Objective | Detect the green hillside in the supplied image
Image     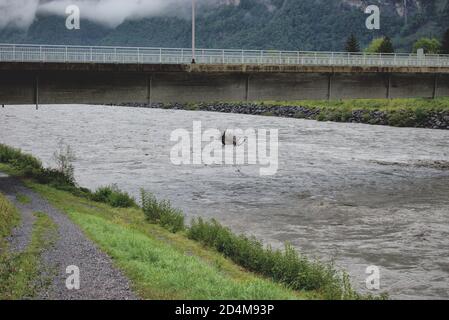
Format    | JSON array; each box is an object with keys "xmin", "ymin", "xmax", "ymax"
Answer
[{"xmin": 0, "ymin": 0, "xmax": 447, "ymax": 52}]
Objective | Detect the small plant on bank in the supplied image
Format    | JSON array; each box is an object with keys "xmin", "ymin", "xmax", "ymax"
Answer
[
  {"xmin": 140, "ymin": 189, "xmax": 184, "ymax": 233},
  {"xmin": 53, "ymin": 139, "xmax": 76, "ymax": 185},
  {"xmin": 92, "ymin": 185, "xmax": 136, "ymax": 208}
]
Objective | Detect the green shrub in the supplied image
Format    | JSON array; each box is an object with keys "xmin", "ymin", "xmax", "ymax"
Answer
[
  {"xmin": 187, "ymin": 218, "xmax": 365, "ymax": 299},
  {"xmin": 316, "ymin": 112, "xmax": 327, "ymax": 121},
  {"xmin": 414, "ymin": 107, "xmax": 429, "ymax": 126},
  {"xmin": 387, "ymin": 110, "xmax": 416, "ymax": 127},
  {"xmin": 141, "ymin": 189, "xmax": 184, "ymax": 233},
  {"xmin": 92, "ymin": 185, "xmax": 136, "ymax": 208},
  {"xmin": 0, "ymin": 144, "xmax": 42, "ymax": 175}
]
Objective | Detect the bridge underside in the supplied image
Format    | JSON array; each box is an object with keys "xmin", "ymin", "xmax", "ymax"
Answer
[{"xmin": 1, "ymin": 62, "xmax": 449, "ymax": 105}]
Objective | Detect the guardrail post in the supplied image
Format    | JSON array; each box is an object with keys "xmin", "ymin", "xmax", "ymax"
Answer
[
  {"xmin": 13, "ymin": 45, "xmax": 16, "ymax": 61},
  {"xmin": 159, "ymin": 48, "xmax": 162, "ymax": 63},
  {"xmin": 40, "ymin": 46, "xmax": 43, "ymax": 62},
  {"xmin": 222, "ymin": 50, "xmax": 225, "ymax": 64},
  {"xmin": 242, "ymin": 50, "xmax": 244, "ymax": 64}
]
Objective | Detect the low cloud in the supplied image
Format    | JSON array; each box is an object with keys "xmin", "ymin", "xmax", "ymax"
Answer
[
  {"xmin": 0, "ymin": 0, "xmax": 39, "ymax": 29},
  {"xmin": 0, "ymin": 0, "xmax": 217, "ymax": 29}
]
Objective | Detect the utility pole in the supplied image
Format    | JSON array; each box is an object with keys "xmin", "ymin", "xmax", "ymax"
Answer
[{"xmin": 192, "ymin": 0, "xmax": 196, "ymax": 64}]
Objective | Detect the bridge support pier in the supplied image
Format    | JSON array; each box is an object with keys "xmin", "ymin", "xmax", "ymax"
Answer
[
  {"xmin": 245, "ymin": 74, "xmax": 250, "ymax": 102},
  {"xmin": 34, "ymin": 75, "xmax": 39, "ymax": 110},
  {"xmin": 433, "ymin": 74, "xmax": 438, "ymax": 99},
  {"xmin": 327, "ymin": 74, "xmax": 332, "ymax": 101},
  {"xmin": 386, "ymin": 74, "xmax": 392, "ymax": 99},
  {"xmin": 147, "ymin": 75, "xmax": 153, "ymax": 106}
]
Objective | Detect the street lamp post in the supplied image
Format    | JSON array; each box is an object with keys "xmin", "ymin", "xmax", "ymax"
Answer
[{"xmin": 192, "ymin": 0, "xmax": 196, "ymax": 64}]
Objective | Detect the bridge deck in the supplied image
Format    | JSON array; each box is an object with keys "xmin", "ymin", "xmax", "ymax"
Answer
[{"xmin": 1, "ymin": 44, "xmax": 449, "ymax": 68}]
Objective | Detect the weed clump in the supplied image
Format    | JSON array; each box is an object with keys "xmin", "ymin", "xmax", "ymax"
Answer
[
  {"xmin": 92, "ymin": 185, "xmax": 136, "ymax": 208},
  {"xmin": 140, "ymin": 189, "xmax": 184, "ymax": 233}
]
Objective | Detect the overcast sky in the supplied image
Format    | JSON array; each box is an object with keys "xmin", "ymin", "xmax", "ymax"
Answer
[{"xmin": 0, "ymin": 0, "xmax": 210, "ymax": 29}]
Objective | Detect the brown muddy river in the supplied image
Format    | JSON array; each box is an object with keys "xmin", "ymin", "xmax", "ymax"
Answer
[{"xmin": 1, "ymin": 104, "xmax": 449, "ymax": 299}]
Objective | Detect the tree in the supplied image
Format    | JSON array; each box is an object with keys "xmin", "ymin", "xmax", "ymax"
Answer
[
  {"xmin": 378, "ymin": 36, "xmax": 395, "ymax": 53},
  {"xmin": 364, "ymin": 38, "xmax": 384, "ymax": 53},
  {"xmin": 345, "ymin": 34, "xmax": 360, "ymax": 52},
  {"xmin": 441, "ymin": 29, "xmax": 449, "ymax": 54},
  {"xmin": 412, "ymin": 37, "xmax": 441, "ymax": 54}
]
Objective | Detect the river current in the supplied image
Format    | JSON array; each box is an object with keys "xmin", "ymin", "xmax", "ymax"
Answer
[{"xmin": 1, "ymin": 104, "xmax": 449, "ymax": 299}]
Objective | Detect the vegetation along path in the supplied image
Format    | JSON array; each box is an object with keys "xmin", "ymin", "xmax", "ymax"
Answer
[{"xmin": 0, "ymin": 173, "xmax": 137, "ymax": 300}]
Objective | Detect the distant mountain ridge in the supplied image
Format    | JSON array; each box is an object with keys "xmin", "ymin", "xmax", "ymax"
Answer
[{"xmin": 0, "ymin": 0, "xmax": 448, "ymax": 52}]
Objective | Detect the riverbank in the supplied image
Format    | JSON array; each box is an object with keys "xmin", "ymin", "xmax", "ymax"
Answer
[
  {"xmin": 0, "ymin": 144, "xmax": 378, "ymax": 300},
  {"xmin": 118, "ymin": 97, "xmax": 449, "ymax": 130}
]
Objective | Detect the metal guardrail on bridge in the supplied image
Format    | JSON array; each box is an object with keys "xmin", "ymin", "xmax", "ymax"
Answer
[{"xmin": 1, "ymin": 43, "xmax": 449, "ymax": 68}]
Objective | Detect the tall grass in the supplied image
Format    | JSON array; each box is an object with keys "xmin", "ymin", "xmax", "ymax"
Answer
[
  {"xmin": 140, "ymin": 189, "xmax": 184, "ymax": 233},
  {"xmin": 0, "ymin": 193, "xmax": 20, "ymax": 244},
  {"xmin": 188, "ymin": 218, "xmax": 367, "ymax": 300},
  {"xmin": 92, "ymin": 185, "xmax": 136, "ymax": 208}
]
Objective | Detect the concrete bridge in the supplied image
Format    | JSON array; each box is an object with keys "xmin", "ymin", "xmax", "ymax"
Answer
[{"xmin": 1, "ymin": 43, "xmax": 449, "ymax": 106}]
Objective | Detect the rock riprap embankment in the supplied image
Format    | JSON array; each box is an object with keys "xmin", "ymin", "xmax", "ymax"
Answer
[{"xmin": 116, "ymin": 102, "xmax": 449, "ymax": 130}]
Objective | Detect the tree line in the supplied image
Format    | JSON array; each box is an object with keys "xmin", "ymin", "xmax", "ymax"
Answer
[{"xmin": 345, "ymin": 28, "xmax": 449, "ymax": 54}]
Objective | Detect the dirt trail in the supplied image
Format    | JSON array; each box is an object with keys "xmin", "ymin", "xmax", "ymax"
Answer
[{"xmin": 0, "ymin": 173, "xmax": 137, "ymax": 300}]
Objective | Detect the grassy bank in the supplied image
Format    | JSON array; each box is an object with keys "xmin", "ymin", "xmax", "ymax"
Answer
[
  {"xmin": 0, "ymin": 193, "xmax": 20, "ymax": 243},
  {"xmin": 0, "ymin": 144, "xmax": 383, "ymax": 299},
  {"xmin": 270, "ymin": 97, "xmax": 449, "ymax": 112},
  {"xmin": 273, "ymin": 97, "xmax": 449, "ymax": 127},
  {"xmin": 29, "ymin": 182, "xmax": 305, "ymax": 299},
  {"xmin": 152, "ymin": 97, "xmax": 449, "ymax": 129}
]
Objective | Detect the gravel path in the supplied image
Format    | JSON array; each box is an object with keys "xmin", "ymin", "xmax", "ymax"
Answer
[
  {"xmin": 0, "ymin": 174, "xmax": 138, "ymax": 300},
  {"xmin": 0, "ymin": 173, "xmax": 36, "ymax": 252}
]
